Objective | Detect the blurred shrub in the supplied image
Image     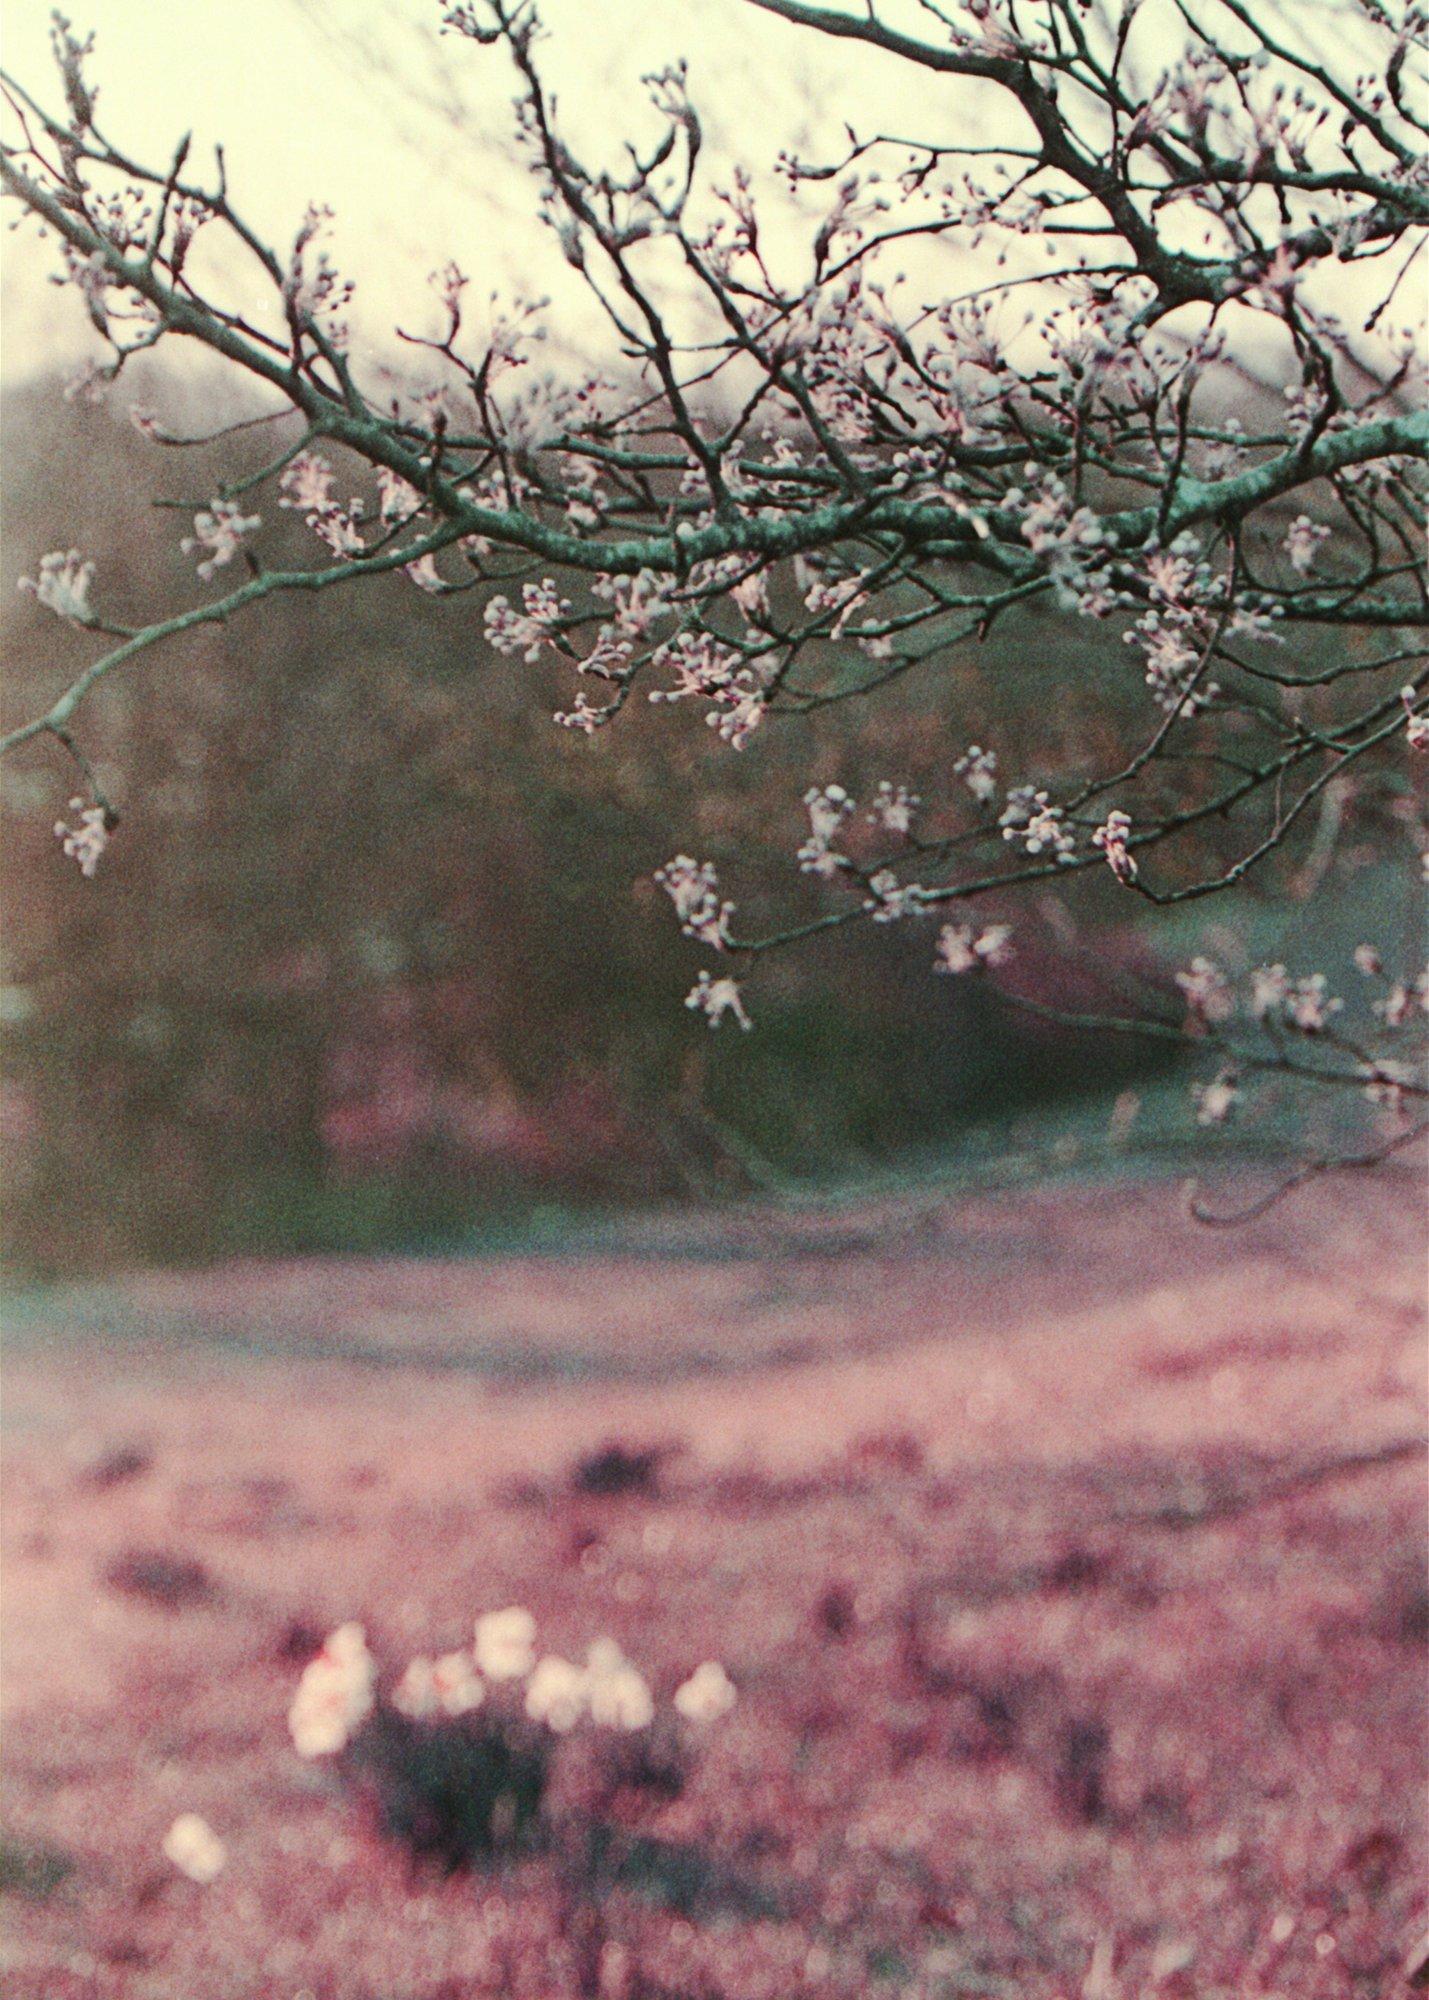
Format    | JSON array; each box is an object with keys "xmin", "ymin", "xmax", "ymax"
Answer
[{"xmin": 1, "ymin": 379, "xmax": 1178, "ymax": 1273}]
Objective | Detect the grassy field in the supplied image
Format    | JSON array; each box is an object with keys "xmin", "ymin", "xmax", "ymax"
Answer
[{"xmin": 2, "ymin": 1170, "xmax": 1425, "ymax": 1998}]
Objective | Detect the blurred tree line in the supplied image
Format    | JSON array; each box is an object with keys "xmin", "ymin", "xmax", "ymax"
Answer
[{"xmin": 1, "ymin": 376, "xmax": 1182, "ymax": 1273}]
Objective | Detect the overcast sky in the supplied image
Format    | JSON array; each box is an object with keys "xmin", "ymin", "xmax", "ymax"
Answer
[
  {"xmin": 0, "ymin": 0, "xmax": 996, "ymax": 389},
  {"xmin": 0, "ymin": 0, "xmax": 1408, "ymax": 404}
]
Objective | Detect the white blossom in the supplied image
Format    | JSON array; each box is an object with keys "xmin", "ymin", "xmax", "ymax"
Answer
[
  {"xmin": 524, "ymin": 1655, "xmax": 587, "ymax": 1732},
  {"xmin": 474, "ymin": 1606, "xmax": 537, "ymax": 1681},
  {"xmin": 934, "ymin": 921, "xmax": 1012, "ymax": 974},
  {"xmin": 799, "ymin": 785, "xmax": 854, "ymax": 877},
  {"xmin": 863, "ymin": 870, "xmax": 928, "ymax": 921},
  {"xmin": 162, "ymin": 1814, "xmax": 226, "ymax": 1884},
  {"xmin": 1248, "ymin": 963, "xmax": 1289, "ymax": 1019},
  {"xmin": 278, "ymin": 451, "xmax": 335, "ymax": 515},
  {"xmin": 1001, "ymin": 789, "xmax": 1074, "ymax": 863},
  {"xmin": 673, "ymin": 1660, "xmax": 737, "ymax": 1724},
  {"xmin": 1092, "ymin": 808, "xmax": 1137, "ymax": 884},
  {"xmin": 1176, "ymin": 956, "xmax": 1234, "ymax": 1024},
  {"xmin": 288, "ymin": 1623, "xmax": 376, "ymax": 1758},
  {"xmin": 1192, "ymin": 1071, "xmax": 1239, "ymax": 1125},
  {"xmin": 394, "ymin": 1650, "xmax": 485, "ymax": 1717},
  {"xmin": 1283, "ymin": 514, "xmax": 1331, "ymax": 576},
  {"xmin": 584, "ymin": 1638, "xmax": 655, "ymax": 1731},
  {"xmin": 181, "ymin": 499, "xmax": 261, "ymax": 580},
  {"xmin": 867, "ymin": 781, "xmax": 919, "ymax": 836},
  {"xmin": 685, "ymin": 969, "xmax": 752, "ymax": 1030},
  {"xmin": 953, "ymin": 744, "xmax": 998, "ymax": 803},
  {"xmin": 654, "ymin": 855, "xmax": 734, "ymax": 948},
  {"xmin": 18, "ymin": 549, "xmax": 94, "ymax": 622},
  {"xmin": 53, "ymin": 798, "xmax": 110, "ymax": 879},
  {"xmin": 1282, "ymin": 974, "xmax": 1341, "ymax": 1034}
]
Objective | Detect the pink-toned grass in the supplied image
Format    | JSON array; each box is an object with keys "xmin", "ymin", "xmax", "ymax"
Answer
[{"xmin": 2, "ymin": 1176, "xmax": 1425, "ymax": 1999}]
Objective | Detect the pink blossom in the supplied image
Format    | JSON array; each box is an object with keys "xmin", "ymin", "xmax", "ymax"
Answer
[
  {"xmin": 486, "ymin": 580, "xmax": 571, "ymax": 661},
  {"xmin": 1283, "ymin": 515, "xmax": 1331, "ymax": 575},
  {"xmin": 1092, "ymin": 809, "xmax": 1137, "ymax": 884},
  {"xmin": 278, "ymin": 451, "xmax": 335, "ymax": 515},
  {"xmin": 1359, "ymin": 1060, "xmax": 1414, "ymax": 1112},
  {"xmin": 376, "ymin": 467, "xmax": 423, "ymax": 523},
  {"xmin": 181, "ymin": 499, "xmax": 261, "ymax": 580},
  {"xmin": 1402, "ymin": 687, "xmax": 1429, "ymax": 753},
  {"xmin": 867, "ymin": 781, "xmax": 919, "ymax": 837},
  {"xmin": 18, "ymin": 549, "xmax": 94, "ymax": 622},
  {"xmin": 53, "ymin": 798, "xmax": 110, "ymax": 879},
  {"xmin": 1176, "ymin": 956, "xmax": 1234, "ymax": 1024},
  {"xmin": 934, "ymin": 922, "xmax": 1013, "ymax": 974},
  {"xmin": 311, "ymin": 503, "xmax": 366, "ymax": 560},
  {"xmin": 1282, "ymin": 975, "xmax": 1341, "ymax": 1035},
  {"xmin": 954, "ymin": 744, "xmax": 999, "ymax": 803},
  {"xmin": 654, "ymin": 856, "xmax": 734, "ymax": 948},
  {"xmin": 685, "ymin": 970, "xmax": 752, "ymax": 1030},
  {"xmin": 1374, "ymin": 981, "xmax": 1415, "ymax": 1027},
  {"xmin": 1192, "ymin": 1071, "xmax": 1239, "ymax": 1126},
  {"xmin": 554, "ymin": 691, "xmax": 615, "ymax": 734}
]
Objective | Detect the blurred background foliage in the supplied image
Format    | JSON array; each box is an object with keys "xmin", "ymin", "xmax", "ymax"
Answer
[{"xmin": 0, "ymin": 377, "xmax": 1408, "ymax": 1274}]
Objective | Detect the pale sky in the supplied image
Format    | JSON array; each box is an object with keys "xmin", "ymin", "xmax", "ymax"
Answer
[
  {"xmin": 0, "ymin": 0, "xmax": 999, "ymax": 389},
  {"xmin": 0, "ymin": 0, "xmax": 1411, "ymax": 400}
]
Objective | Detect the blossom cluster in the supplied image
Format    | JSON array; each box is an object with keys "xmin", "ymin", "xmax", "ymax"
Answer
[
  {"xmin": 288, "ymin": 1608, "xmax": 736, "ymax": 1758},
  {"xmin": 18, "ymin": 548, "xmax": 95, "ymax": 623},
  {"xmin": 181, "ymin": 499, "xmax": 262, "ymax": 581},
  {"xmin": 53, "ymin": 797, "xmax": 112, "ymax": 878},
  {"xmin": 654, "ymin": 855, "xmax": 734, "ymax": 949}
]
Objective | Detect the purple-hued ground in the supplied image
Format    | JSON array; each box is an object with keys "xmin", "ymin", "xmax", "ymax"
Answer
[{"xmin": 2, "ymin": 1173, "xmax": 1425, "ymax": 1998}]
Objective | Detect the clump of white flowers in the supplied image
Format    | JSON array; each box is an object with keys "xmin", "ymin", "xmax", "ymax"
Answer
[
  {"xmin": 524, "ymin": 1654, "xmax": 588, "ymax": 1733},
  {"xmin": 393, "ymin": 1651, "xmax": 485, "ymax": 1718},
  {"xmin": 1282, "ymin": 515, "xmax": 1331, "ymax": 576},
  {"xmin": 867, "ymin": 781, "xmax": 919, "ymax": 836},
  {"xmin": 474, "ymin": 1605, "xmax": 538, "ymax": 1681},
  {"xmin": 288, "ymin": 1608, "xmax": 735, "ymax": 1754},
  {"xmin": 863, "ymin": 870, "xmax": 929, "ymax": 922}
]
